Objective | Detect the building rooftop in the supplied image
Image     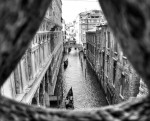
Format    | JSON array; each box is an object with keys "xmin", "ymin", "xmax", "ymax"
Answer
[{"xmin": 79, "ymin": 10, "xmax": 102, "ymax": 16}]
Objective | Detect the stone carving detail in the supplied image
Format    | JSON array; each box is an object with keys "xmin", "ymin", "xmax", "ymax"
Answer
[{"xmin": 0, "ymin": 0, "xmax": 149, "ymax": 121}]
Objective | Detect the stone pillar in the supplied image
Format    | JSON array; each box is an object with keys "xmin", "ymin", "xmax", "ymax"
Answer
[
  {"xmin": 31, "ymin": 51, "xmax": 36, "ymax": 78},
  {"xmin": 39, "ymin": 45, "xmax": 42, "ymax": 67},
  {"xmin": 27, "ymin": 49, "xmax": 33, "ymax": 80},
  {"xmin": 43, "ymin": 77, "xmax": 46, "ymax": 107},
  {"xmin": 14, "ymin": 65, "xmax": 23, "ymax": 94},
  {"xmin": 45, "ymin": 72, "xmax": 50, "ymax": 107},
  {"xmin": 39, "ymin": 81, "xmax": 44, "ymax": 106},
  {"xmin": 42, "ymin": 42, "xmax": 46, "ymax": 63}
]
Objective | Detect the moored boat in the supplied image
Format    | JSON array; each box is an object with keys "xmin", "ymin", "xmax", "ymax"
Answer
[
  {"xmin": 65, "ymin": 87, "xmax": 74, "ymax": 109},
  {"xmin": 68, "ymin": 48, "xmax": 71, "ymax": 53},
  {"xmin": 83, "ymin": 53, "xmax": 86, "ymax": 59},
  {"xmin": 64, "ymin": 59, "xmax": 68, "ymax": 69}
]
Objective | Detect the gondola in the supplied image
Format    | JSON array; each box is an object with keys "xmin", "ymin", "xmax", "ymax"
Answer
[
  {"xmin": 83, "ymin": 54, "xmax": 86, "ymax": 59},
  {"xmin": 68, "ymin": 48, "xmax": 71, "ymax": 53},
  {"xmin": 64, "ymin": 59, "xmax": 68, "ymax": 69},
  {"xmin": 65, "ymin": 87, "xmax": 74, "ymax": 109}
]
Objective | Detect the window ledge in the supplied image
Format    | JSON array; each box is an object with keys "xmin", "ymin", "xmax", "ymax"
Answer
[
  {"xmin": 112, "ymin": 57, "xmax": 118, "ymax": 61},
  {"xmin": 123, "ymin": 56, "xmax": 127, "ymax": 59},
  {"xmin": 114, "ymin": 52, "xmax": 118, "ymax": 55},
  {"xmin": 107, "ymin": 48, "xmax": 110, "ymax": 51},
  {"xmin": 105, "ymin": 74, "xmax": 108, "ymax": 78},
  {"xmin": 119, "ymin": 94, "xmax": 125, "ymax": 100},
  {"xmin": 101, "ymin": 50, "xmax": 104, "ymax": 53},
  {"xmin": 112, "ymin": 84, "xmax": 115, "ymax": 88}
]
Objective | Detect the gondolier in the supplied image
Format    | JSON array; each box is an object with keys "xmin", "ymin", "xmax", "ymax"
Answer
[{"xmin": 65, "ymin": 87, "xmax": 74, "ymax": 109}]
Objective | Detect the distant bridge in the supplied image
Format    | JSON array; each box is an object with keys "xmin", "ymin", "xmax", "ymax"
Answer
[{"xmin": 63, "ymin": 41, "xmax": 83, "ymax": 50}]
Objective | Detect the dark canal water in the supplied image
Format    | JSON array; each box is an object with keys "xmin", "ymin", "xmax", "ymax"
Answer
[{"xmin": 62, "ymin": 48, "xmax": 108, "ymax": 109}]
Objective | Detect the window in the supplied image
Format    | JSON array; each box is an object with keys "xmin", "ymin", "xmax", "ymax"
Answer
[
  {"xmin": 107, "ymin": 31, "xmax": 110, "ymax": 48},
  {"xmin": 82, "ymin": 20, "xmax": 85, "ymax": 23},
  {"xmin": 43, "ymin": 34, "xmax": 45, "ymax": 40},
  {"xmin": 93, "ymin": 19, "xmax": 97, "ymax": 23},
  {"xmin": 102, "ymin": 52, "xmax": 105, "ymax": 71},
  {"xmin": 39, "ymin": 35, "xmax": 41, "ymax": 42},
  {"xmin": 107, "ymin": 56, "xmax": 109, "ymax": 76},
  {"xmin": 93, "ymin": 35, "xmax": 95, "ymax": 43},
  {"xmin": 120, "ymin": 73, "xmax": 126, "ymax": 97},
  {"xmin": 104, "ymin": 32, "xmax": 106, "ymax": 42},
  {"xmin": 24, "ymin": 57, "xmax": 29, "ymax": 82},
  {"xmin": 35, "ymin": 36, "xmax": 37, "ymax": 43},
  {"xmin": 27, "ymin": 51, "xmax": 33, "ymax": 80},
  {"xmin": 82, "ymin": 25, "xmax": 85, "ymax": 29},
  {"xmin": 14, "ymin": 65, "xmax": 23, "ymax": 94},
  {"xmin": 114, "ymin": 40, "xmax": 118, "ymax": 53},
  {"xmin": 34, "ymin": 51, "xmax": 37, "ymax": 73},
  {"xmin": 123, "ymin": 56, "xmax": 127, "ymax": 66},
  {"xmin": 87, "ymin": 43, "xmax": 89, "ymax": 50},
  {"xmin": 113, "ymin": 60, "xmax": 117, "ymax": 85}
]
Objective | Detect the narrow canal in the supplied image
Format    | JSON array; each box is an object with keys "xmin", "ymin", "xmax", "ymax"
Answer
[{"xmin": 62, "ymin": 48, "xmax": 108, "ymax": 109}]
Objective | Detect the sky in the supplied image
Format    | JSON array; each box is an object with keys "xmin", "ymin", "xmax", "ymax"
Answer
[{"xmin": 62, "ymin": 0, "xmax": 101, "ymax": 23}]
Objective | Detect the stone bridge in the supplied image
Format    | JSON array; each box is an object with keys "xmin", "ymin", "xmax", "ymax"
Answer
[{"xmin": 64, "ymin": 41, "xmax": 83, "ymax": 50}]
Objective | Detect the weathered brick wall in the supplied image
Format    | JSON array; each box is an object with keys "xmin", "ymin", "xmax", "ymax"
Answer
[{"xmin": 93, "ymin": 25, "xmax": 141, "ymax": 105}]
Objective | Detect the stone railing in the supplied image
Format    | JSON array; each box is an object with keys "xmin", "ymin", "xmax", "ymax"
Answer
[{"xmin": 0, "ymin": 0, "xmax": 150, "ymax": 120}]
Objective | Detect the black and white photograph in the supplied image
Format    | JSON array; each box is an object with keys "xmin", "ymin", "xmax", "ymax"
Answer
[{"xmin": 0, "ymin": 0, "xmax": 149, "ymax": 120}]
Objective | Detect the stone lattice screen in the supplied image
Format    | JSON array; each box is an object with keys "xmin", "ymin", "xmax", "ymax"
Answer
[{"xmin": 0, "ymin": 0, "xmax": 150, "ymax": 120}]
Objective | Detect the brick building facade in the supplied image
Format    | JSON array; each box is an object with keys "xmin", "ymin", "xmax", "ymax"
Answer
[{"xmin": 86, "ymin": 23, "xmax": 147, "ymax": 105}]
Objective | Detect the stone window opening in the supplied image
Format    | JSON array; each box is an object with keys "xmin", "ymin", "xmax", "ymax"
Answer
[
  {"xmin": 14, "ymin": 66, "xmax": 23, "ymax": 94},
  {"xmin": 106, "ymin": 55, "xmax": 109, "ymax": 77},
  {"xmin": 114, "ymin": 40, "xmax": 118, "ymax": 54},
  {"xmin": 102, "ymin": 51, "xmax": 105, "ymax": 73},
  {"xmin": 107, "ymin": 31, "xmax": 110, "ymax": 49},
  {"xmin": 113, "ymin": 60, "xmax": 117, "ymax": 86},
  {"xmin": 24, "ymin": 55, "xmax": 29, "ymax": 82},
  {"xmin": 34, "ymin": 51, "xmax": 37, "ymax": 73},
  {"xmin": 39, "ymin": 35, "xmax": 41, "ymax": 43},
  {"xmin": 120, "ymin": 73, "xmax": 126, "ymax": 99},
  {"xmin": 104, "ymin": 32, "xmax": 106, "ymax": 42},
  {"xmin": 31, "ymin": 97, "xmax": 38, "ymax": 105},
  {"xmin": 123, "ymin": 56, "xmax": 127, "ymax": 66}
]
